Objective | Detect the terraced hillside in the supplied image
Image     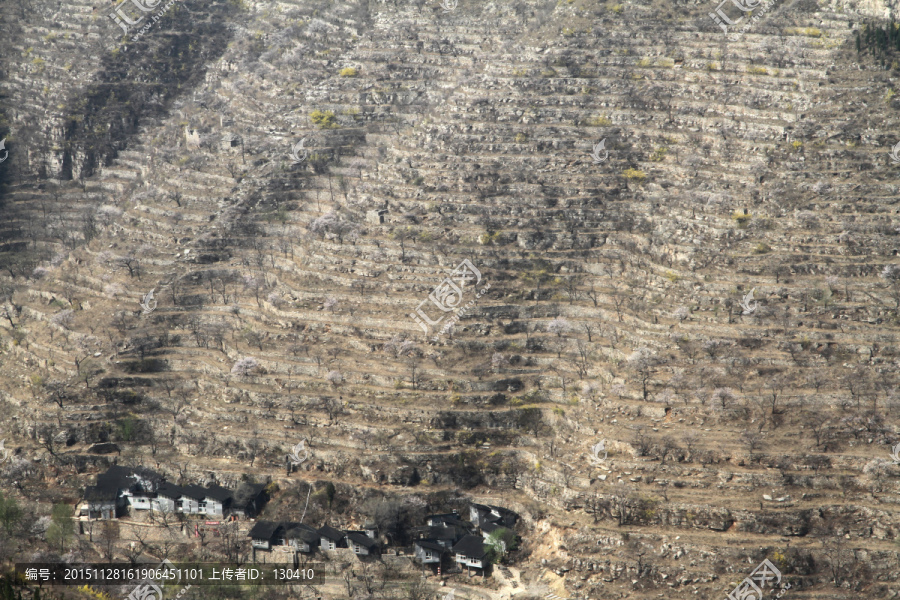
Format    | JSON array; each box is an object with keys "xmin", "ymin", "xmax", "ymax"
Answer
[{"xmin": 2, "ymin": 0, "xmax": 900, "ymax": 598}]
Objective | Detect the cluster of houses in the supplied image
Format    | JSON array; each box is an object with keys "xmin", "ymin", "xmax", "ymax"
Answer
[
  {"xmin": 251, "ymin": 504, "xmax": 519, "ymax": 575},
  {"xmin": 79, "ymin": 467, "xmax": 520, "ymax": 574},
  {"xmin": 78, "ymin": 466, "xmax": 268, "ymax": 521}
]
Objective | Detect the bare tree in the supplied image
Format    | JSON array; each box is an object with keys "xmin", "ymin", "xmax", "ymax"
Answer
[
  {"xmin": 806, "ymin": 370, "xmax": 828, "ymax": 394},
  {"xmin": 97, "ymin": 520, "xmax": 119, "ymax": 560},
  {"xmin": 805, "ymin": 412, "xmax": 830, "ymax": 450},
  {"xmin": 116, "ymin": 254, "xmax": 141, "ymax": 278},
  {"xmin": 580, "ymin": 321, "xmax": 596, "ymax": 342},
  {"xmin": 822, "ymin": 536, "xmax": 850, "ymax": 587},
  {"xmin": 584, "ymin": 489, "xmax": 605, "ymax": 523},
  {"xmin": 683, "ymin": 431, "xmax": 699, "ymax": 458},
  {"xmin": 572, "ymin": 339, "xmax": 592, "ymax": 380},
  {"xmin": 164, "ymin": 389, "xmax": 192, "ymax": 423},
  {"xmin": 610, "ymin": 482, "xmax": 636, "ymax": 526},
  {"xmin": 547, "ymin": 317, "xmax": 570, "ymax": 358},
  {"xmin": 550, "ymin": 362, "xmax": 574, "ymax": 395},
  {"xmin": 584, "ymin": 283, "xmax": 600, "ymax": 307},
  {"xmin": 627, "ymin": 348, "xmax": 660, "ymax": 400},
  {"xmin": 218, "ymin": 521, "xmax": 247, "ymax": 563},
  {"xmin": 321, "ymin": 396, "xmax": 344, "ymax": 421},
  {"xmin": 740, "ymin": 430, "xmax": 764, "ymax": 459},
  {"xmin": 35, "ymin": 424, "xmax": 59, "ymax": 457},
  {"xmin": 879, "ymin": 265, "xmax": 900, "ymax": 312},
  {"xmin": 631, "ymin": 426, "xmax": 651, "ymax": 457},
  {"xmin": 764, "ymin": 375, "xmax": 789, "ymax": 422},
  {"xmin": 246, "ymin": 438, "xmax": 263, "ymax": 467},
  {"xmin": 563, "ymin": 274, "xmax": 583, "ymax": 304}
]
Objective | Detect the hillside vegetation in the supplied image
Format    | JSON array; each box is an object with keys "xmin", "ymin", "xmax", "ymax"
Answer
[{"xmin": 1, "ymin": 0, "xmax": 900, "ymax": 597}]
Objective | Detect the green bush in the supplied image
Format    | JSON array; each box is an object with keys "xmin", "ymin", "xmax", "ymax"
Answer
[
  {"xmin": 310, "ymin": 109, "xmax": 338, "ymax": 129},
  {"xmin": 0, "ymin": 491, "xmax": 23, "ymax": 535},
  {"xmin": 47, "ymin": 504, "xmax": 74, "ymax": 553},
  {"xmin": 731, "ymin": 211, "xmax": 752, "ymax": 228},
  {"xmin": 586, "ymin": 115, "xmax": 611, "ymax": 126}
]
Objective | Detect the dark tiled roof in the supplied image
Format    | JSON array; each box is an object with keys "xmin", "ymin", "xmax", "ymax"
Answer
[
  {"xmin": 437, "ymin": 516, "xmax": 470, "ymax": 528},
  {"xmin": 156, "ymin": 482, "xmax": 185, "ymax": 499},
  {"xmin": 318, "ymin": 524, "xmax": 345, "ymax": 541},
  {"xmin": 248, "ymin": 521, "xmax": 283, "ymax": 540},
  {"xmin": 472, "ymin": 503, "xmax": 518, "ymax": 524},
  {"xmin": 481, "ymin": 521, "xmax": 504, "ymax": 534},
  {"xmin": 415, "ymin": 526, "xmax": 461, "ymax": 540},
  {"xmin": 426, "ymin": 512, "xmax": 459, "ymax": 521},
  {"xmin": 283, "ymin": 523, "xmax": 319, "ymax": 543},
  {"xmin": 346, "ymin": 532, "xmax": 377, "ymax": 549},
  {"xmin": 84, "ymin": 484, "xmax": 118, "ymax": 502},
  {"xmin": 234, "ymin": 483, "xmax": 267, "ymax": 506},
  {"xmin": 204, "ymin": 484, "xmax": 233, "ymax": 502},
  {"xmin": 415, "ymin": 540, "xmax": 446, "ymax": 552},
  {"xmin": 96, "ymin": 466, "xmax": 134, "ymax": 486},
  {"xmin": 452, "ymin": 535, "xmax": 487, "ymax": 559},
  {"xmin": 473, "ymin": 503, "xmax": 516, "ymax": 515},
  {"xmin": 180, "ymin": 484, "xmax": 209, "ymax": 501},
  {"xmin": 96, "ymin": 466, "xmax": 163, "ymax": 493}
]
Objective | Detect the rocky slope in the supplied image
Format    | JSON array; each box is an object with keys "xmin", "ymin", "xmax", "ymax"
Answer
[{"xmin": 2, "ymin": 0, "xmax": 900, "ymax": 597}]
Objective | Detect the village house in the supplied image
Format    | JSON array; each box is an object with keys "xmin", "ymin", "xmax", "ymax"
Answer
[
  {"xmin": 363, "ymin": 520, "xmax": 378, "ymax": 539},
  {"xmin": 413, "ymin": 525, "xmax": 465, "ymax": 548},
  {"xmin": 178, "ymin": 485, "xmax": 209, "ymax": 514},
  {"xmin": 79, "ymin": 466, "xmax": 253, "ymax": 521},
  {"xmin": 202, "ymin": 484, "xmax": 234, "ymax": 516},
  {"xmin": 318, "ymin": 524, "xmax": 346, "ymax": 551},
  {"xmin": 80, "ymin": 466, "xmax": 162, "ymax": 519},
  {"xmin": 346, "ymin": 531, "xmax": 379, "ymax": 556},
  {"xmin": 151, "ymin": 482, "xmax": 183, "ymax": 514},
  {"xmin": 235, "ymin": 500, "xmax": 517, "ymax": 568},
  {"xmin": 249, "ymin": 521, "xmax": 285, "ymax": 551},
  {"xmin": 81, "ymin": 485, "xmax": 119, "ymax": 520},
  {"xmin": 413, "ymin": 539, "xmax": 447, "ymax": 567},
  {"xmin": 425, "ymin": 511, "xmax": 468, "ymax": 528},
  {"xmin": 231, "ymin": 482, "xmax": 269, "ymax": 518},
  {"xmin": 283, "ymin": 523, "xmax": 320, "ymax": 553},
  {"xmin": 469, "ymin": 504, "xmax": 518, "ymax": 528},
  {"xmin": 452, "ymin": 535, "xmax": 489, "ymax": 573}
]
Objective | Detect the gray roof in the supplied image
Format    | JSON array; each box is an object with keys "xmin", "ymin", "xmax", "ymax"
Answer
[
  {"xmin": 283, "ymin": 523, "xmax": 319, "ymax": 543},
  {"xmin": 204, "ymin": 484, "xmax": 233, "ymax": 502},
  {"xmin": 318, "ymin": 524, "xmax": 345, "ymax": 541},
  {"xmin": 234, "ymin": 482, "xmax": 267, "ymax": 507},
  {"xmin": 481, "ymin": 521, "xmax": 504, "ymax": 534},
  {"xmin": 346, "ymin": 531, "xmax": 377, "ymax": 549},
  {"xmin": 156, "ymin": 482, "xmax": 185, "ymax": 499},
  {"xmin": 180, "ymin": 484, "xmax": 209, "ymax": 501},
  {"xmin": 83, "ymin": 484, "xmax": 117, "ymax": 502},
  {"xmin": 415, "ymin": 540, "xmax": 446, "ymax": 552},
  {"xmin": 452, "ymin": 535, "xmax": 487, "ymax": 559},
  {"xmin": 249, "ymin": 521, "xmax": 283, "ymax": 540}
]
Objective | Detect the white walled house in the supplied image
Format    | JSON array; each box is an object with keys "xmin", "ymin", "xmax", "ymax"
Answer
[
  {"xmin": 318, "ymin": 525, "xmax": 346, "ymax": 551},
  {"xmin": 203, "ymin": 485, "xmax": 234, "ymax": 516},
  {"xmin": 452, "ymin": 535, "xmax": 488, "ymax": 571}
]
